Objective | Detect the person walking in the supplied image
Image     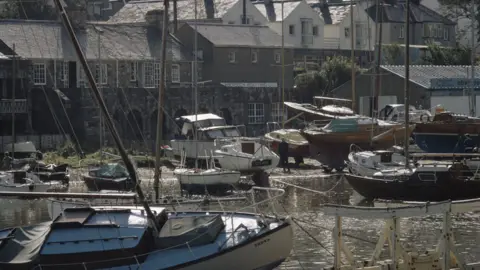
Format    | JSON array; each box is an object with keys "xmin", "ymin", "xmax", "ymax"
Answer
[{"xmin": 278, "ymin": 138, "xmax": 290, "ymax": 173}]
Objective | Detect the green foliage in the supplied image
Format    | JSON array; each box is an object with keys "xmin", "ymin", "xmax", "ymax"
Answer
[
  {"xmin": 383, "ymin": 44, "xmax": 402, "ymax": 65},
  {"xmin": 422, "ymin": 43, "xmax": 473, "ymax": 65},
  {"xmin": 437, "ymin": 0, "xmax": 480, "ymax": 42},
  {"xmin": 294, "ymin": 56, "xmax": 355, "ymax": 101},
  {"xmin": 0, "ymin": 0, "xmax": 57, "ymax": 20}
]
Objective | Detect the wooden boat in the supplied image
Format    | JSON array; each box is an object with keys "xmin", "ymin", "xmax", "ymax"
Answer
[
  {"xmin": 413, "ymin": 111, "xmax": 480, "ymax": 153},
  {"xmin": 344, "ymin": 159, "xmax": 480, "ymax": 201},
  {"xmin": 82, "ymin": 162, "xmax": 134, "ymax": 191},
  {"xmin": 284, "ymin": 96, "xmax": 356, "ymax": 122},
  {"xmin": 264, "ymin": 127, "xmax": 310, "ymax": 164},
  {"xmin": 302, "ymin": 117, "xmax": 414, "ymax": 172}
]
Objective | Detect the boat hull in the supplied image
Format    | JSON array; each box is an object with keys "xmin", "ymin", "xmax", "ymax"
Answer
[
  {"xmin": 82, "ymin": 175, "xmax": 134, "ymax": 191},
  {"xmin": 174, "ymin": 169, "xmax": 240, "ymax": 194},
  {"xmin": 268, "ymin": 140, "xmax": 310, "ymax": 159},
  {"xmin": 216, "ymin": 153, "xmax": 280, "ymax": 173},
  {"xmin": 345, "ymin": 173, "xmax": 480, "ymax": 201},
  {"xmin": 413, "ymin": 133, "xmax": 479, "ymax": 153}
]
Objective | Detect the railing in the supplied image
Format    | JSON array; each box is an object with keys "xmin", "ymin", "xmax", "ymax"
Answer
[
  {"xmin": 0, "ymin": 99, "xmax": 27, "ymax": 114},
  {"xmin": 323, "ymin": 38, "xmax": 340, "ymax": 49}
]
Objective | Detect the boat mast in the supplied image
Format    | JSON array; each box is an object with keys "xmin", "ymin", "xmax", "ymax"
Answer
[
  {"xmin": 404, "ymin": 0, "xmax": 410, "ymax": 168},
  {"xmin": 470, "ymin": 4, "xmax": 476, "ymax": 117},
  {"xmin": 52, "ymin": 0, "xmax": 157, "ymax": 225},
  {"xmin": 11, "ymin": 43, "xmax": 16, "ymax": 156},
  {"xmin": 194, "ymin": 0, "xmax": 199, "ymax": 168},
  {"xmin": 153, "ymin": 0, "xmax": 169, "ymax": 202},
  {"xmin": 350, "ymin": 0, "xmax": 356, "ymax": 112}
]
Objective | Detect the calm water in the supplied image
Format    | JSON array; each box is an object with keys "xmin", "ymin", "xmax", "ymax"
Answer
[{"xmin": 2, "ymin": 169, "xmax": 480, "ymax": 269}]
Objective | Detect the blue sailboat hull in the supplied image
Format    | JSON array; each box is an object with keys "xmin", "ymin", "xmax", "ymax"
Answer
[{"xmin": 413, "ymin": 133, "xmax": 479, "ymax": 153}]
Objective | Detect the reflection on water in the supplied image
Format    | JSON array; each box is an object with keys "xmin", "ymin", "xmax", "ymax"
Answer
[{"xmin": 1, "ymin": 173, "xmax": 480, "ymax": 269}]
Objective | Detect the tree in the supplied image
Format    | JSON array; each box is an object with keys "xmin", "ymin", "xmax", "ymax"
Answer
[
  {"xmin": 383, "ymin": 44, "xmax": 402, "ymax": 65},
  {"xmin": 0, "ymin": 0, "xmax": 57, "ymax": 20},
  {"xmin": 438, "ymin": 0, "xmax": 480, "ymax": 42},
  {"xmin": 422, "ymin": 43, "xmax": 473, "ymax": 65},
  {"xmin": 294, "ymin": 56, "xmax": 354, "ymax": 101}
]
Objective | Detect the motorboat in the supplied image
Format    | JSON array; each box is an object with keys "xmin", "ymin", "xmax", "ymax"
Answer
[
  {"xmin": 346, "ymin": 146, "xmax": 407, "ymax": 177},
  {"xmin": 302, "ymin": 117, "xmax": 413, "ymax": 172},
  {"xmin": 214, "ymin": 137, "xmax": 280, "ymax": 173},
  {"xmin": 0, "ymin": 170, "xmax": 57, "ymax": 192},
  {"xmin": 82, "ymin": 162, "xmax": 135, "ymax": 191},
  {"xmin": 264, "ymin": 122, "xmax": 310, "ymax": 165},
  {"xmin": 413, "ymin": 111, "xmax": 480, "ymax": 153},
  {"xmin": 378, "ymin": 104, "xmax": 432, "ymax": 123},
  {"xmin": 344, "ymin": 160, "xmax": 480, "ymax": 201}
]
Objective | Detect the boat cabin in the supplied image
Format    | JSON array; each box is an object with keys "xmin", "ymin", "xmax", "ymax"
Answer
[{"xmin": 176, "ymin": 114, "xmax": 241, "ymax": 140}]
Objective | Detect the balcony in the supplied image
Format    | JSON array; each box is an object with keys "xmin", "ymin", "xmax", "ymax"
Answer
[
  {"xmin": 0, "ymin": 99, "xmax": 27, "ymax": 114},
  {"xmin": 324, "ymin": 38, "xmax": 340, "ymax": 49},
  {"xmin": 301, "ymin": 35, "xmax": 314, "ymax": 46}
]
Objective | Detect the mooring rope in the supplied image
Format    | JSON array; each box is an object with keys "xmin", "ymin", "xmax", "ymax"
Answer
[{"xmin": 271, "ymin": 176, "xmax": 343, "ymax": 196}]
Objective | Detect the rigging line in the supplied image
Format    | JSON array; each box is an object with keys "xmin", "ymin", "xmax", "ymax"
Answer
[{"xmin": 16, "ymin": 2, "xmax": 81, "ymax": 154}]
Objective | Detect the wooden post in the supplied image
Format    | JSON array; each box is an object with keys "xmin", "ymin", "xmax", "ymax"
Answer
[
  {"xmin": 442, "ymin": 209, "xmax": 451, "ymax": 270},
  {"xmin": 333, "ymin": 216, "xmax": 342, "ymax": 269}
]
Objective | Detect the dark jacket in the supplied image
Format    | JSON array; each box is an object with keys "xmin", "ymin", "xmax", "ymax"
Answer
[
  {"xmin": 464, "ymin": 136, "xmax": 475, "ymax": 151},
  {"xmin": 278, "ymin": 141, "xmax": 289, "ymax": 157}
]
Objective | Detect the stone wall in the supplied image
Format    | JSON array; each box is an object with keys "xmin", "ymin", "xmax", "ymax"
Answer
[{"xmin": 78, "ymin": 83, "xmax": 294, "ymax": 150}]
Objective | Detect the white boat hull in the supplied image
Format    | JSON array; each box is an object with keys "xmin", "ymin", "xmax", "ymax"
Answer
[
  {"xmin": 216, "ymin": 153, "xmax": 280, "ymax": 172},
  {"xmin": 0, "ymin": 183, "xmax": 52, "ymax": 192},
  {"xmin": 174, "ymin": 169, "xmax": 240, "ymax": 185}
]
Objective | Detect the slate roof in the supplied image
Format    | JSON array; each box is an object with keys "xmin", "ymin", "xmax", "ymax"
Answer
[
  {"xmin": 365, "ymin": 3, "xmax": 455, "ymax": 25},
  {"xmin": 186, "ymin": 23, "xmax": 293, "ymax": 48},
  {"xmin": 307, "ymin": 1, "xmax": 353, "ymax": 25},
  {"xmin": 382, "ymin": 65, "xmax": 480, "ymax": 89},
  {"xmin": 253, "ymin": 1, "xmax": 301, "ymax": 22},
  {"xmin": 109, "ymin": 0, "xmax": 237, "ymax": 23},
  {"xmin": 0, "ymin": 20, "xmax": 189, "ymax": 61}
]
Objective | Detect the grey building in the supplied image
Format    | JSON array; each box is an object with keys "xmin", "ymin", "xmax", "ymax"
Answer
[
  {"xmin": 333, "ymin": 65, "xmax": 480, "ymax": 117},
  {"xmin": 365, "ymin": 1, "xmax": 456, "ymax": 47}
]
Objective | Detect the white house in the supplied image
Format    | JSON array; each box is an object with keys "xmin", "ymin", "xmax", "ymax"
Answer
[
  {"xmin": 309, "ymin": 0, "xmax": 375, "ymax": 51},
  {"xmin": 252, "ymin": 0, "xmax": 325, "ymax": 49},
  {"xmin": 221, "ymin": 0, "xmax": 268, "ymax": 25}
]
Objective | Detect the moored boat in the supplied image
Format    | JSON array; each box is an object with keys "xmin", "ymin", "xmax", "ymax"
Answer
[
  {"xmin": 82, "ymin": 162, "xmax": 135, "ymax": 191},
  {"xmin": 174, "ymin": 167, "xmax": 241, "ymax": 195},
  {"xmin": 284, "ymin": 96, "xmax": 356, "ymax": 122},
  {"xmin": 302, "ymin": 117, "xmax": 414, "ymax": 172},
  {"xmin": 264, "ymin": 127, "xmax": 310, "ymax": 165},
  {"xmin": 413, "ymin": 111, "xmax": 480, "ymax": 153}
]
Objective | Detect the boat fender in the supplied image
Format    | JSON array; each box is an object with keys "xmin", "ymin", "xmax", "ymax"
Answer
[{"xmin": 420, "ymin": 114, "xmax": 430, "ymax": 123}]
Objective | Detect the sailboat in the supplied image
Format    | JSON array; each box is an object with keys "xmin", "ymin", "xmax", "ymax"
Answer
[
  {"xmin": 264, "ymin": 122, "xmax": 310, "ymax": 165},
  {"xmin": 0, "ymin": 1, "xmax": 294, "ymax": 269}
]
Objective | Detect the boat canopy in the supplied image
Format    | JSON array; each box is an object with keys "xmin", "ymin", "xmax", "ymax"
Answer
[{"xmin": 324, "ymin": 118, "xmax": 360, "ymax": 132}]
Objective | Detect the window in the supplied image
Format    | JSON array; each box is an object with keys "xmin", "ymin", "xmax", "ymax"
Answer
[
  {"xmin": 94, "ymin": 63, "xmax": 108, "ymax": 85},
  {"xmin": 313, "ymin": 25, "xmax": 318, "ymax": 36},
  {"xmin": 344, "ymin": 27, "xmax": 350, "ymax": 37},
  {"xmin": 228, "ymin": 50, "xmax": 236, "ymax": 63},
  {"xmin": 171, "ymin": 64, "xmax": 180, "ymax": 83},
  {"xmin": 399, "ymin": 25, "xmax": 404, "ymax": 38},
  {"xmin": 248, "ymin": 103, "xmax": 264, "ymax": 124},
  {"xmin": 129, "ymin": 62, "xmax": 137, "ymax": 81},
  {"xmin": 444, "ymin": 28, "xmax": 449, "ymax": 40},
  {"xmin": 271, "ymin": 103, "xmax": 287, "ymax": 123},
  {"xmin": 77, "ymin": 64, "xmax": 86, "ymax": 87},
  {"xmin": 59, "ymin": 61, "xmax": 69, "ymax": 87},
  {"xmin": 251, "ymin": 50, "xmax": 258, "ymax": 63},
  {"xmin": 274, "ymin": 51, "xmax": 281, "ymax": 64},
  {"xmin": 197, "ymin": 64, "xmax": 203, "ymax": 81},
  {"xmin": 33, "ymin": 63, "xmax": 46, "ymax": 85},
  {"xmin": 144, "ymin": 62, "xmax": 155, "ymax": 88},
  {"xmin": 301, "ymin": 19, "xmax": 313, "ymax": 45},
  {"xmin": 289, "ymin": 25, "xmax": 295, "ymax": 35}
]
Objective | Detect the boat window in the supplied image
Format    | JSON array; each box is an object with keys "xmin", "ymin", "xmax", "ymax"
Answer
[
  {"xmin": 207, "ymin": 130, "xmax": 225, "ymax": 139},
  {"xmin": 223, "ymin": 128, "xmax": 240, "ymax": 137}
]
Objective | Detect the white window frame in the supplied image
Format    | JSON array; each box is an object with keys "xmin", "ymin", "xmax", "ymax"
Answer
[
  {"xmin": 33, "ymin": 63, "xmax": 47, "ymax": 85},
  {"xmin": 95, "ymin": 63, "xmax": 108, "ymax": 85},
  {"xmin": 171, "ymin": 64, "xmax": 180, "ymax": 83},
  {"xmin": 251, "ymin": 50, "xmax": 258, "ymax": 63},
  {"xmin": 130, "ymin": 62, "xmax": 138, "ymax": 82},
  {"xmin": 443, "ymin": 27, "xmax": 449, "ymax": 40},
  {"xmin": 248, "ymin": 103, "xmax": 264, "ymax": 124},
  {"xmin": 228, "ymin": 50, "xmax": 236, "ymax": 63},
  {"xmin": 271, "ymin": 102, "xmax": 287, "ymax": 123},
  {"xmin": 399, "ymin": 25, "xmax": 404, "ymax": 38},
  {"xmin": 143, "ymin": 62, "xmax": 155, "ymax": 88},
  {"xmin": 77, "ymin": 63, "xmax": 86, "ymax": 87},
  {"xmin": 274, "ymin": 52, "xmax": 281, "ymax": 64},
  {"xmin": 59, "ymin": 61, "xmax": 69, "ymax": 87}
]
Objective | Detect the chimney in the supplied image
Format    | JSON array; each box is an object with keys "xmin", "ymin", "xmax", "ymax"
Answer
[
  {"xmin": 264, "ymin": 0, "xmax": 276, "ymax": 22},
  {"xmin": 145, "ymin": 9, "xmax": 166, "ymax": 29},
  {"xmin": 64, "ymin": 0, "xmax": 87, "ymax": 29},
  {"xmin": 318, "ymin": 0, "xmax": 332, "ymax": 24},
  {"xmin": 204, "ymin": 0, "xmax": 215, "ymax": 19},
  {"xmin": 173, "ymin": 0, "xmax": 178, "ymax": 33}
]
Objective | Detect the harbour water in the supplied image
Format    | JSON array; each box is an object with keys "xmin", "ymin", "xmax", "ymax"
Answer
[{"xmin": 1, "ymin": 170, "xmax": 480, "ymax": 269}]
